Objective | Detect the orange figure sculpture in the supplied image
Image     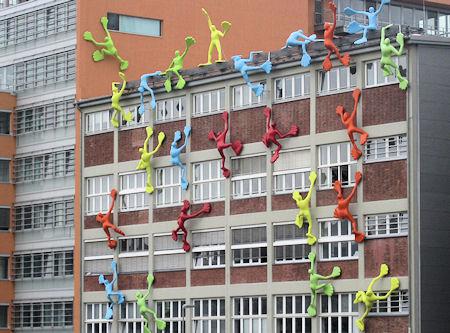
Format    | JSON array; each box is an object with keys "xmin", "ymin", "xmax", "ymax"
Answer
[
  {"xmin": 323, "ymin": 0, "xmax": 351, "ymax": 72},
  {"xmin": 96, "ymin": 189, "xmax": 125, "ymax": 249},
  {"xmin": 262, "ymin": 106, "xmax": 299, "ymax": 163},
  {"xmin": 336, "ymin": 88, "xmax": 368, "ymax": 160},
  {"xmin": 172, "ymin": 200, "xmax": 212, "ymax": 252},
  {"xmin": 333, "ymin": 171, "xmax": 365, "ymax": 243}
]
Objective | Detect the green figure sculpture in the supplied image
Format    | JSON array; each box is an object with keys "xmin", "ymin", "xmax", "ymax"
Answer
[
  {"xmin": 136, "ymin": 126, "xmax": 165, "ymax": 194},
  {"xmin": 292, "ymin": 171, "xmax": 318, "ymax": 245},
  {"xmin": 111, "ymin": 72, "xmax": 133, "ymax": 128},
  {"xmin": 354, "ymin": 263, "xmax": 400, "ymax": 331},
  {"xmin": 136, "ymin": 273, "xmax": 166, "ymax": 333},
  {"xmin": 83, "ymin": 16, "xmax": 129, "ymax": 71},
  {"xmin": 199, "ymin": 8, "xmax": 231, "ymax": 66},
  {"xmin": 307, "ymin": 251, "xmax": 341, "ymax": 317},
  {"xmin": 380, "ymin": 24, "xmax": 408, "ymax": 90},
  {"xmin": 163, "ymin": 36, "xmax": 196, "ymax": 92}
]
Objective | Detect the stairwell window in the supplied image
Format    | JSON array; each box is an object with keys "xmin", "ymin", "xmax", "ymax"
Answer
[{"xmin": 107, "ymin": 13, "xmax": 161, "ymax": 37}]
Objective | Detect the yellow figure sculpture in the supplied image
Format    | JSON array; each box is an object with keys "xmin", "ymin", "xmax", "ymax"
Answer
[
  {"xmin": 292, "ymin": 171, "xmax": 317, "ymax": 245},
  {"xmin": 111, "ymin": 72, "xmax": 133, "ymax": 128},
  {"xmin": 199, "ymin": 8, "xmax": 231, "ymax": 66},
  {"xmin": 354, "ymin": 263, "xmax": 400, "ymax": 331},
  {"xmin": 163, "ymin": 36, "xmax": 196, "ymax": 92},
  {"xmin": 137, "ymin": 127, "xmax": 165, "ymax": 194}
]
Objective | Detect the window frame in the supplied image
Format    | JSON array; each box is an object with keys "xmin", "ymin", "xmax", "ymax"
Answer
[
  {"xmin": 193, "ymin": 159, "xmax": 225, "ymax": 203},
  {"xmin": 192, "ymin": 229, "xmax": 226, "ymax": 270},
  {"xmin": 193, "ymin": 88, "xmax": 226, "ymax": 116},
  {"xmin": 0, "ymin": 110, "xmax": 11, "ymax": 135},
  {"xmin": 14, "ymin": 300, "xmax": 73, "ymax": 329},
  {"xmin": 119, "ymin": 302, "xmax": 144, "ymax": 333},
  {"xmin": 231, "ymin": 82, "xmax": 265, "ymax": 110},
  {"xmin": 85, "ymin": 109, "xmax": 112, "ymax": 135},
  {"xmin": 0, "ymin": 206, "xmax": 10, "ymax": 231},
  {"xmin": 154, "ymin": 166, "xmax": 182, "ymax": 208},
  {"xmin": 273, "ymin": 72, "xmax": 311, "ymax": 103},
  {"xmin": 155, "ymin": 300, "xmax": 185, "ymax": 332},
  {"xmin": 365, "ymin": 212, "xmax": 409, "ymax": 239},
  {"xmin": 318, "ymin": 218, "xmax": 358, "ymax": 261},
  {"xmin": 231, "ymin": 225, "xmax": 267, "ymax": 267},
  {"xmin": 119, "ymin": 171, "xmax": 149, "ymax": 212},
  {"xmin": 317, "ymin": 65, "xmax": 357, "ymax": 96},
  {"xmin": 231, "ymin": 154, "xmax": 267, "ymax": 199},
  {"xmin": 0, "ymin": 159, "xmax": 10, "ymax": 183},
  {"xmin": 274, "ymin": 295, "xmax": 312, "ymax": 333},
  {"xmin": 13, "ymin": 249, "xmax": 73, "ymax": 280},
  {"xmin": 192, "ymin": 298, "xmax": 226, "ymax": 333},
  {"xmin": 106, "ymin": 12, "xmax": 162, "ymax": 37},
  {"xmin": 273, "ymin": 222, "xmax": 311, "ymax": 264},
  {"xmin": 364, "ymin": 135, "xmax": 408, "ymax": 164},
  {"xmin": 232, "ymin": 296, "xmax": 267, "ymax": 333},
  {"xmin": 155, "ymin": 96, "xmax": 186, "ymax": 123},
  {"xmin": 85, "ymin": 303, "xmax": 111, "ymax": 333},
  {"xmin": 319, "ymin": 293, "xmax": 358, "ymax": 333},
  {"xmin": 369, "ymin": 290, "xmax": 409, "ymax": 316},
  {"xmin": 365, "ymin": 56, "xmax": 407, "ymax": 88},
  {"xmin": 153, "ymin": 233, "xmax": 186, "ymax": 272},
  {"xmin": 85, "ymin": 175, "xmax": 113, "ymax": 216},
  {"xmin": 318, "ymin": 142, "xmax": 357, "ymax": 189}
]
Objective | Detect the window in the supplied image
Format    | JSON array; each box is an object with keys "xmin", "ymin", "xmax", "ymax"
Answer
[
  {"xmin": 85, "ymin": 303, "xmax": 111, "ymax": 333},
  {"xmin": 319, "ymin": 219, "xmax": 358, "ymax": 261},
  {"xmin": 232, "ymin": 296, "xmax": 267, "ymax": 333},
  {"xmin": 274, "ymin": 73, "xmax": 310, "ymax": 102},
  {"xmin": 84, "ymin": 241, "xmax": 113, "ymax": 276},
  {"xmin": 119, "ymin": 302, "xmax": 144, "ymax": 333},
  {"xmin": 0, "ymin": 112, "xmax": 10, "ymax": 134},
  {"xmin": 231, "ymin": 155, "xmax": 267, "ymax": 199},
  {"xmin": 153, "ymin": 234, "xmax": 185, "ymax": 271},
  {"xmin": 193, "ymin": 89, "xmax": 225, "ymax": 116},
  {"xmin": 365, "ymin": 212, "xmax": 408, "ymax": 238},
  {"xmin": 370, "ymin": 290, "xmax": 409, "ymax": 315},
  {"xmin": 13, "ymin": 250, "xmax": 73, "ymax": 279},
  {"xmin": 14, "ymin": 198, "xmax": 74, "ymax": 231},
  {"xmin": 85, "ymin": 110, "xmax": 112, "ymax": 134},
  {"xmin": 121, "ymin": 105, "xmax": 149, "ymax": 128},
  {"xmin": 0, "ymin": 256, "xmax": 8, "ymax": 279},
  {"xmin": 232, "ymin": 83, "xmax": 264, "ymax": 109},
  {"xmin": 273, "ymin": 149, "xmax": 311, "ymax": 195},
  {"xmin": 193, "ymin": 160, "xmax": 225, "ymax": 203},
  {"xmin": 274, "ymin": 223, "xmax": 310, "ymax": 264},
  {"xmin": 192, "ymin": 230, "xmax": 225, "ymax": 269},
  {"xmin": 0, "ymin": 305, "xmax": 7, "ymax": 329},
  {"xmin": 274, "ymin": 295, "xmax": 311, "ymax": 333},
  {"xmin": 107, "ymin": 13, "xmax": 161, "ymax": 37},
  {"xmin": 155, "ymin": 166, "xmax": 181, "ymax": 207},
  {"xmin": 365, "ymin": 135, "xmax": 407, "ymax": 163},
  {"xmin": 155, "ymin": 96, "xmax": 186, "ymax": 123},
  {"xmin": 14, "ymin": 301, "xmax": 73, "ymax": 329},
  {"xmin": 86, "ymin": 175, "xmax": 113, "ymax": 215},
  {"xmin": 318, "ymin": 143, "xmax": 357, "ymax": 189},
  {"xmin": 118, "ymin": 236, "xmax": 149, "ymax": 274},
  {"xmin": 0, "ymin": 65, "xmax": 13, "ymax": 90},
  {"xmin": 232, "ymin": 226, "xmax": 267, "ymax": 266},
  {"xmin": 0, "ymin": 207, "xmax": 10, "ymax": 231},
  {"xmin": 0, "ymin": 159, "xmax": 10, "ymax": 183},
  {"xmin": 318, "ymin": 65, "xmax": 356, "ymax": 95},
  {"xmin": 365, "ymin": 56, "xmax": 407, "ymax": 87},
  {"xmin": 192, "ymin": 298, "xmax": 225, "ymax": 333},
  {"xmin": 156, "ymin": 300, "xmax": 185, "ymax": 332},
  {"xmin": 320, "ymin": 294, "xmax": 358, "ymax": 333},
  {"xmin": 119, "ymin": 172, "xmax": 149, "ymax": 211}
]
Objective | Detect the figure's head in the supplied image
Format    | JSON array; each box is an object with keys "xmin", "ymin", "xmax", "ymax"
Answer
[
  {"xmin": 135, "ymin": 291, "xmax": 143, "ymax": 300},
  {"xmin": 98, "ymin": 274, "xmax": 106, "ymax": 285},
  {"xmin": 336, "ymin": 105, "xmax": 345, "ymax": 117},
  {"xmin": 181, "ymin": 200, "xmax": 190, "ymax": 212},
  {"xmin": 139, "ymin": 148, "xmax": 144, "ymax": 153},
  {"xmin": 333, "ymin": 180, "xmax": 343, "ymax": 197},
  {"xmin": 384, "ymin": 37, "xmax": 390, "ymax": 45},
  {"xmin": 138, "ymin": 86, "xmax": 144, "ymax": 93},
  {"xmin": 112, "ymin": 85, "xmax": 118, "ymax": 93},
  {"xmin": 324, "ymin": 22, "xmax": 331, "ymax": 30},
  {"xmin": 354, "ymin": 291, "xmax": 364, "ymax": 304},
  {"xmin": 211, "ymin": 24, "xmax": 217, "ymax": 31},
  {"xmin": 231, "ymin": 55, "xmax": 242, "ymax": 62},
  {"xmin": 96, "ymin": 213, "xmax": 103, "ymax": 223},
  {"xmin": 293, "ymin": 191, "xmax": 303, "ymax": 201},
  {"xmin": 174, "ymin": 130, "xmax": 182, "ymax": 142},
  {"xmin": 175, "ymin": 50, "xmax": 180, "ymax": 57},
  {"xmin": 369, "ymin": 7, "xmax": 375, "ymax": 13}
]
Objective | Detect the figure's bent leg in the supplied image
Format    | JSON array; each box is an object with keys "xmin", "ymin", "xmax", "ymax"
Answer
[
  {"xmin": 216, "ymin": 41, "xmax": 223, "ymax": 62},
  {"xmin": 219, "ymin": 148, "xmax": 231, "ymax": 178},
  {"xmin": 110, "ymin": 108, "xmax": 119, "ymax": 128},
  {"xmin": 307, "ymin": 291, "xmax": 317, "ymax": 317},
  {"xmin": 271, "ymin": 138, "xmax": 283, "ymax": 163},
  {"xmin": 306, "ymin": 212, "xmax": 317, "ymax": 245},
  {"xmin": 180, "ymin": 224, "xmax": 190, "ymax": 252},
  {"xmin": 172, "ymin": 226, "xmax": 181, "ymax": 241},
  {"xmin": 146, "ymin": 166, "xmax": 154, "ymax": 194},
  {"xmin": 164, "ymin": 71, "xmax": 173, "ymax": 92},
  {"xmin": 356, "ymin": 307, "xmax": 370, "ymax": 331},
  {"xmin": 348, "ymin": 214, "xmax": 365, "ymax": 243},
  {"xmin": 323, "ymin": 50, "xmax": 333, "ymax": 71},
  {"xmin": 174, "ymin": 70, "xmax": 186, "ymax": 90},
  {"xmin": 354, "ymin": 27, "xmax": 369, "ymax": 45},
  {"xmin": 348, "ymin": 130, "xmax": 362, "ymax": 160},
  {"xmin": 295, "ymin": 212, "xmax": 304, "ymax": 229},
  {"xmin": 353, "ymin": 127, "xmax": 369, "ymax": 145},
  {"xmin": 112, "ymin": 225, "xmax": 125, "ymax": 236}
]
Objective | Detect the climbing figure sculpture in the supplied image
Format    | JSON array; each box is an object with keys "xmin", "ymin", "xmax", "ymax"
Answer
[
  {"xmin": 170, "ymin": 126, "xmax": 191, "ymax": 190},
  {"xmin": 262, "ymin": 106, "xmax": 299, "ymax": 163},
  {"xmin": 172, "ymin": 200, "xmax": 211, "ymax": 252},
  {"xmin": 138, "ymin": 71, "xmax": 162, "ymax": 115},
  {"xmin": 307, "ymin": 251, "xmax": 341, "ymax": 317},
  {"xmin": 344, "ymin": 0, "xmax": 390, "ymax": 45},
  {"xmin": 83, "ymin": 16, "xmax": 129, "ymax": 71},
  {"xmin": 333, "ymin": 171, "xmax": 365, "ymax": 243},
  {"xmin": 208, "ymin": 111, "xmax": 243, "ymax": 178},
  {"xmin": 284, "ymin": 29, "xmax": 322, "ymax": 67},
  {"xmin": 110, "ymin": 72, "xmax": 133, "ymax": 128},
  {"xmin": 136, "ymin": 126, "xmax": 165, "ymax": 194},
  {"xmin": 163, "ymin": 36, "xmax": 196, "ymax": 92},
  {"xmin": 136, "ymin": 273, "xmax": 166, "ymax": 333},
  {"xmin": 199, "ymin": 8, "xmax": 231, "ymax": 66},
  {"xmin": 96, "ymin": 189, "xmax": 125, "ymax": 249},
  {"xmin": 354, "ymin": 263, "xmax": 400, "ymax": 331},
  {"xmin": 336, "ymin": 88, "xmax": 368, "ymax": 160},
  {"xmin": 323, "ymin": 1, "xmax": 351, "ymax": 71},
  {"xmin": 232, "ymin": 51, "xmax": 272, "ymax": 97},
  {"xmin": 98, "ymin": 260, "xmax": 125, "ymax": 320},
  {"xmin": 293, "ymin": 171, "xmax": 318, "ymax": 245},
  {"xmin": 380, "ymin": 24, "xmax": 409, "ymax": 90}
]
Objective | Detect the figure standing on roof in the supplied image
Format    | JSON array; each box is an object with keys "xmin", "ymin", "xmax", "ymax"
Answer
[
  {"xmin": 199, "ymin": 8, "xmax": 231, "ymax": 66},
  {"xmin": 163, "ymin": 36, "xmax": 196, "ymax": 92},
  {"xmin": 232, "ymin": 51, "xmax": 272, "ymax": 97}
]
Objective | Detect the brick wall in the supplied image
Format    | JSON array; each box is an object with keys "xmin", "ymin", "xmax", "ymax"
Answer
[
  {"xmin": 118, "ymin": 273, "xmax": 148, "ymax": 290},
  {"xmin": 231, "ymin": 266, "xmax": 267, "ymax": 284},
  {"xmin": 365, "ymin": 237, "xmax": 408, "ymax": 277},
  {"xmin": 317, "ymin": 188, "xmax": 357, "ymax": 207},
  {"xmin": 154, "ymin": 271, "xmax": 186, "ymax": 288},
  {"xmin": 191, "ymin": 201, "xmax": 225, "ymax": 217},
  {"xmin": 191, "ymin": 268, "xmax": 225, "ymax": 286},
  {"xmin": 272, "ymin": 99, "xmax": 310, "ymax": 136},
  {"xmin": 316, "ymin": 92, "xmax": 354, "ymax": 133},
  {"xmin": 153, "ymin": 120, "xmax": 186, "ymax": 156},
  {"xmin": 230, "ymin": 107, "xmax": 266, "ymax": 144},
  {"xmin": 362, "ymin": 85, "xmax": 406, "ymax": 126},
  {"xmin": 118, "ymin": 210, "xmax": 148, "ymax": 226},
  {"xmin": 84, "ymin": 275, "xmax": 110, "ymax": 292},
  {"xmin": 363, "ymin": 160, "xmax": 407, "ymax": 202},
  {"xmin": 317, "ymin": 259, "xmax": 358, "ymax": 279},
  {"xmin": 191, "ymin": 114, "xmax": 223, "ymax": 151},
  {"xmin": 118, "ymin": 127, "xmax": 147, "ymax": 162},
  {"xmin": 84, "ymin": 132, "xmax": 114, "ymax": 167},
  {"xmin": 84, "ymin": 215, "xmax": 102, "ymax": 229},
  {"xmin": 365, "ymin": 316, "xmax": 409, "ymax": 333},
  {"xmin": 153, "ymin": 205, "xmax": 182, "ymax": 222},
  {"xmin": 272, "ymin": 263, "xmax": 309, "ymax": 282},
  {"xmin": 272, "ymin": 193, "xmax": 304, "ymax": 211},
  {"xmin": 230, "ymin": 197, "xmax": 266, "ymax": 215}
]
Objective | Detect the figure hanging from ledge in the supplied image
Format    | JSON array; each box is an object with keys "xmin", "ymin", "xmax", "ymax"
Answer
[
  {"xmin": 293, "ymin": 171, "xmax": 318, "ymax": 245},
  {"xmin": 110, "ymin": 72, "xmax": 133, "ymax": 128},
  {"xmin": 208, "ymin": 111, "xmax": 243, "ymax": 178},
  {"xmin": 232, "ymin": 51, "xmax": 272, "ymax": 97},
  {"xmin": 354, "ymin": 264, "xmax": 400, "ymax": 331},
  {"xmin": 199, "ymin": 8, "xmax": 231, "ymax": 66},
  {"xmin": 336, "ymin": 88, "xmax": 368, "ymax": 160},
  {"xmin": 96, "ymin": 189, "xmax": 125, "ymax": 249},
  {"xmin": 284, "ymin": 29, "xmax": 322, "ymax": 67},
  {"xmin": 380, "ymin": 24, "xmax": 409, "ymax": 90},
  {"xmin": 171, "ymin": 126, "xmax": 191, "ymax": 190},
  {"xmin": 262, "ymin": 106, "xmax": 299, "ymax": 163},
  {"xmin": 307, "ymin": 251, "xmax": 341, "ymax": 317},
  {"xmin": 323, "ymin": 0, "xmax": 351, "ymax": 71},
  {"xmin": 172, "ymin": 200, "xmax": 211, "ymax": 252},
  {"xmin": 98, "ymin": 260, "xmax": 125, "ymax": 320},
  {"xmin": 163, "ymin": 36, "xmax": 196, "ymax": 92},
  {"xmin": 138, "ymin": 71, "xmax": 162, "ymax": 115},
  {"xmin": 136, "ymin": 273, "xmax": 166, "ymax": 333},
  {"xmin": 83, "ymin": 16, "xmax": 129, "ymax": 71},
  {"xmin": 136, "ymin": 126, "xmax": 165, "ymax": 194},
  {"xmin": 333, "ymin": 171, "xmax": 365, "ymax": 243}
]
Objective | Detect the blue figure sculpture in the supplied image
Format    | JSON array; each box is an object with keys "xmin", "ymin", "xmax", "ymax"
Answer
[
  {"xmin": 138, "ymin": 71, "xmax": 162, "ymax": 116},
  {"xmin": 232, "ymin": 52, "xmax": 272, "ymax": 97},
  {"xmin": 171, "ymin": 126, "xmax": 191, "ymax": 190},
  {"xmin": 98, "ymin": 260, "xmax": 125, "ymax": 320},
  {"xmin": 344, "ymin": 0, "xmax": 390, "ymax": 45},
  {"xmin": 284, "ymin": 30, "xmax": 322, "ymax": 67}
]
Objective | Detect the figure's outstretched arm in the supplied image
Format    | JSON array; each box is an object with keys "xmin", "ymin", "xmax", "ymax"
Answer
[
  {"xmin": 344, "ymin": 7, "xmax": 368, "ymax": 16},
  {"xmin": 106, "ymin": 191, "xmax": 116, "ymax": 217},
  {"xmin": 202, "ymin": 8, "xmax": 213, "ymax": 30},
  {"xmin": 346, "ymin": 181, "xmax": 359, "ymax": 203},
  {"xmin": 89, "ymin": 38, "xmax": 108, "ymax": 47},
  {"xmin": 242, "ymin": 51, "xmax": 261, "ymax": 62},
  {"xmin": 381, "ymin": 24, "xmax": 392, "ymax": 41},
  {"xmin": 305, "ymin": 175, "xmax": 317, "ymax": 203},
  {"xmin": 389, "ymin": 44, "xmax": 403, "ymax": 56},
  {"xmin": 186, "ymin": 208, "xmax": 207, "ymax": 219},
  {"xmin": 143, "ymin": 274, "xmax": 154, "ymax": 299},
  {"xmin": 111, "ymin": 261, "xmax": 118, "ymax": 284},
  {"xmin": 330, "ymin": 1, "xmax": 337, "ymax": 30},
  {"xmin": 375, "ymin": 0, "xmax": 389, "ymax": 15},
  {"xmin": 150, "ymin": 132, "xmax": 165, "ymax": 156},
  {"xmin": 119, "ymin": 78, "xmax": 127, "ymax": 95}
]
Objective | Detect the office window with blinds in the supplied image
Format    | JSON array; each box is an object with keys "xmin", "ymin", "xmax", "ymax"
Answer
[
  {"xmin": 192, "ymin": 229, "xmax": 225, "ymax": 269},
  {"xmin": 153, "ymin": 234, "xmax": 185, "ymax": 271},
  {"xmin": 273, "ymin": 149, "xmax": 311, "ymax": 195},
  {"xmin": 84, "ymin": 241, "xmax": 113, "ymax": 276},
  {"xmin": 118, "ymin": 236, "xmax": 149, "ymax": 273}
]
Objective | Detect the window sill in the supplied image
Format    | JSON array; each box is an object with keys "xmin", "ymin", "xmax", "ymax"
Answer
[
  {"xmin": 364, "ymin": 82, "xmax": 399, "ymax": 90},
  {"xmin": 110, "ymin": 30, "xmax": 162, "ymax": 39},
  {"xmin": 191, "ymin": 109, "xmax": 225, "ymax": 119},
  {"xmin": 85, "ymin": 129, "xmax": 114, "ymax": 136},
  {"xmin": 231, "ymin": 104, "xmax": 265, "ymax": 112},
  {"xmin": 232, "ymin": 194, "xmax": 267, "ymax": 200},
  {"xmin": 317, "ymin": 86, "xmax": 356, "ymax": 98},
  {"xmin": 318, "ymin": 257, "xmax": 359, "ymax": 262},
  {"xmin": 119, "ymin": 207, "xmax": 149, "ymax": 213},
  {"xmin": 365, "ymin": 234, "xmax": 408, "ymax": 240},
  {"xmin": 274, "ymin": 260, "xmax": 309, "ymax": 265},
  {"xmin": 192, "ymin": 265, "xmax": 225, "ymax": 270},
  {"xmin": 368, "ymin": 312, "xmax": 409, "ymax": 317},
  {"xmin": 154, "ymin": 117, "xmax": 186, "ymax": 125},
  {"xmin": 363, "ymin": 156, "xmax": 407, "ymax": 164},
  {"xmin": 154, "ymin": 203, "xmax": 183, "ymax": 209},
  {"xmin": 272, "ymin": 94, "xmax": 310, "ymax": 105},
  {"xmin": 119, "ymin": 122, "xmax": 151, "ymax": 132},
  {"xmin": 232, "ymin": 263, "xmax": 268, "ymax": 268},
  {"xmin": 193, "ymin": 198, "xmax": 225, "ymax": 205}
]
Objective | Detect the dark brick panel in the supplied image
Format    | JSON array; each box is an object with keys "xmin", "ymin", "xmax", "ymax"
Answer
[
  {"xmin": 230, "ymin": 106, "xmax": 266, "ymax": 144},
  {"xmin": 363, "ymin": 160, "xmax": 407, "ymax": 202},
  {"xmin": 84, "ymin": 275, "xmax": 110, "ymax": 292},
  {"xmin": 272, "ymin": 263, "xmax": 310, "ymax": 282},
  {"xmin": 230, "ymin": 197, "xmax": 266, "ymax": 215},
  {"xmin": 191, "ymin": 201, "xmax": 225, "ymax": 217},
  {"xmin": 118, "ymin": 127, "xmax": 147, "ymax": 162},
  {"xmin": 317, "ymin": 259, "xmax": 358, "ymax": 279},
  {"xmin": 118, "ymin": 210, "xmax": 149, "ymax": 226},
  {"xmin": 153, "ymin": 205, "xmax": 182, "ymax": 223},
  {"xmin": 231, "ymin": 266, "xmax": 267, "ymax": 284},
  {"xmin": 84, "ymin": 215, "xmax": 103, "ymax": 229},
  {"xmin": 316, "ymin": 91, "xmax": 354, "ymax": 133},
  {"xmin": 191, "ymin": 268, "xmax": 225, "ymax": 286},
  {"xmin": 84, "ymin": 132, "xmax": 114, "ymax": 167},
  {"xmin": 317, "ymin": 188, "xmax": 357, "ymax": 207},
  {"xmin": 118, "ymin": 273, "xmax": 148, "ymax": 290},
  {"xmin": 154, "ymin": 271, "xmax": 186, "ymax": 288},
  {"xmin": 272, "ymin": 98, "xmax": 310, "ymax": 136},
  {"xmin": 365, "ymin": 237, "xmax": 408, "ymax": 278},
  {"xmin": 272, "ymin": 193, "xmax": 305, "ymax": 211},
  {"xmin": 153, "ymin": 120, "xmax": 186, "ymax": 156},
  {"xmin": 365, "ymin": 316, "xmax": 409, "ymax": 333},
  {"xmin": 191, "ymin": 114, "xmax": 223, "ymax": 152}
]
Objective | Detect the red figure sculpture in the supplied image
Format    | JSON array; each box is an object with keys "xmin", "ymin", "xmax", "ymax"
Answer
[
  {"xmin": 96, "ymin": 189, "xmax": 125, "ymax": 249},
  {"xmin": 172, "ymin": 200, "xmax": 212, "ymax": 252},
  {"xmin": 333, "ymin": 171, "xmax": 365, "ymax": 243},
  {"xmin": 262, "ymin": 106, "xmax": 299, "ymax": 163},
  {"xmin": 323, "ymin": 0, "xmax": 351, "ymax": 72},
  {"xmin": 336, "ymin": 88, "xmax": 368, "ymax": 160},
  {"xmin": 208, "ymin": 111, "xmax": 243, "ymax": 178}
]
